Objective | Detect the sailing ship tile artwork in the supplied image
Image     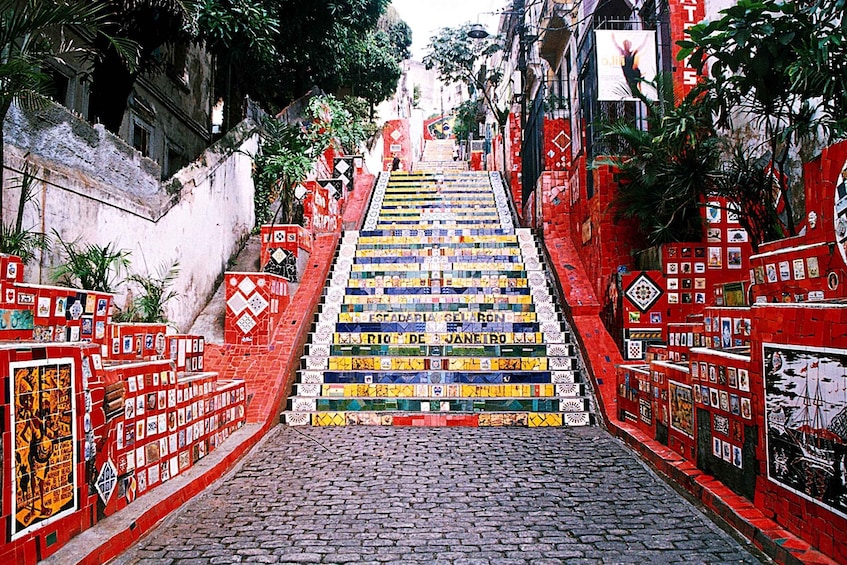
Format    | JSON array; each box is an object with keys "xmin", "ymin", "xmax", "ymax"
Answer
[{"xmin": 764, "ymin": 345, "xmax": 847, "ymax": 518}]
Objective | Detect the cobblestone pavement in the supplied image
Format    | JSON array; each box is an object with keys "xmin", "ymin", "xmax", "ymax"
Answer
[{"xmin": 111, "ymin": 426, "xmax": 765, "ymax": 565}]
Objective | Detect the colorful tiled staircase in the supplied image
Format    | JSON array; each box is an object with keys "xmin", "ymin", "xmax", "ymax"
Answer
[
  {"xmin": 283, "ymin": 168, "xmax": 593, "ymax": 427},
  {"xmin": 415, "ymin": 139, "xmax": 467, "ymax": 173}
]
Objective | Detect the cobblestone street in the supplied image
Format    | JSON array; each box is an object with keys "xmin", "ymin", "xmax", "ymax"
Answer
[{"xmin": 111, "ymin": 426, "xmax": 764, "ymax": 565}]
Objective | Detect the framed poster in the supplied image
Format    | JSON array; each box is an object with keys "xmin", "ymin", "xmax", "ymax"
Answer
[
  {"xmin": 668, "ymin": 380, "xmax": 694, "ymax": 437},
  {"xmin": 10, "ymin": 358, "xmax": 78, "ymax": 538}
]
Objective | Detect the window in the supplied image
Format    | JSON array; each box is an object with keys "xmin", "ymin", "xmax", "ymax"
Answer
[
  {"xmin": 132, "ymin": 120, "xmax": 151, "ymax": 157},
  {"xmin": 46, "ymin": 67, "xmax": 70, "ymax": 106},
  {"xmin": 169, "ymin": 44, "xmax": 189, "ymax": 87},
  {"xmin": 164, "ymin": 140, "xmax": 186, "ymax": 179}
]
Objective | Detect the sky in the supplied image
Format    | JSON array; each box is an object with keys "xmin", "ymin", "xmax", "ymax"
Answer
[{"xmin": 391, "ymin": 0, "xmax": 508, "ymax": 60}]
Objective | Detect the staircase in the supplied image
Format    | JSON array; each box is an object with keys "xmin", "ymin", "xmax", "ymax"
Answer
[
  {"xmin": 283, "ymin": 169, "xmax": 593, "ymax": 427},
  {"xmin": 415, "ymin": 139, "xmax": 467, "ymax": 173}
]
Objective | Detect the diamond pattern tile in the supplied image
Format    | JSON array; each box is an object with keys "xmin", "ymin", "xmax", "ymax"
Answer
[
  {"xmin": 237, "ymin": 277, "xmax": 256, "ymax": 296},
  {"xmin": 624, "ymin": 272, "xmax": 663, "ymax": 312},
  {"xmin": 236, "ymin": 313, "xmax": 257, "ymax": 334},
  {"xmin": 246, "ymin": 293, "xmax": 269, "ymax": 316},
  {"xmin": 226, "ymin": 292, "xmax": 248, "ymax": 315}
]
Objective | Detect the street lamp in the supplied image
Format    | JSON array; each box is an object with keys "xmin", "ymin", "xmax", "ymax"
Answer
[
  {"xmin": 467, "ymin": 3, "xmax": 526, "ymax": 194},
  {"xmin": 468, "ymin": 23, "xmax": 489, "ymax": 39}
]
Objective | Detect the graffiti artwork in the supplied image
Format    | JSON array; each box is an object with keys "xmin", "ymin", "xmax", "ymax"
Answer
[
  {"xmin": 11, "ymin": 358, "xmax": 77, "ymax": 537},
  {"xmin": 764, "ymin": 345, "xmax": 847, "ymax": 518}
]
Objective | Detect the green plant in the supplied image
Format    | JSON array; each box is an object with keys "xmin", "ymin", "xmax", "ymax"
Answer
[
  {"xmin": 53, "ymin": 232, "xmax": 130, "ymax": 292},
  {"xmin": 252, "ymin": 92, "xmax": 375, "ymax": 228},
  {"xmin": 594, "ymin": 75, "xmax": 721, "ymax": 246},
  {"xmin": 716, "ymin": 145, "xmax": 788, "ymax": 251},
  {"xmin": 453, "ymin": 98, "xmax": 483, "ymax": 142},
  {"xmin": 337, "ymin": 95, "xmax": 380, "ymax": 142},
  {"xmin": 678, "ymin": 0, "xmax": 847, "ymax": 236},
  {"xmin": 252, "ymin": 117, "xmax": 312, "ymax": 227},
  {"xmin": 117, "ymin": 261, "xmax": 179, "ymax": 323},
  {"xmin": 305, "ymin": 94, "xmax": 368, "ymax": 154},
  {"xmin": 0, "ymin": 224, "xmax": 47, "ymax": 265},
  {"xmin": 0, "ymin": 164, "xmax": 49, "ymax": 264},
  {"xmin": 423, "ymin": 24, "xmax": 506, "ymax": 170}
]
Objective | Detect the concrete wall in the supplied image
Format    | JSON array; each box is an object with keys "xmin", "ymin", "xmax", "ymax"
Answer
[{"xmin": 4, "ymin": 103, "xmax": 258, "ymax": 332}]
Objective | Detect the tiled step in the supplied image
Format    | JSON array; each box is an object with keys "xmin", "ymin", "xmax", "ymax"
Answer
[
  {"xmin": 291, "ymin": 397, "xmax": 589, "ymax": 414},
  {"xmin": 300, "ymin": 354, "xmax": 578, "ymax": 371},
  {"xmin": 292, "ymin": 383, "xmax": 585, "ymax": 397},
  {"xmin": 304, "ymin": 343, "xmax": 573, "ymax": 357},
  {"xmin": 297, "ymin": 370, "xmax": 580, "ymax": 385},
  {"xmin": 290, "ymin": 412, "xmax": 588, "ymax": 427}
]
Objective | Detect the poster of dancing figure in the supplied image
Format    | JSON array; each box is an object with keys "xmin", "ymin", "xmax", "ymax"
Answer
[
  {"xmin": 595, "ymin": 30, "xmax": 657, "ymax": 101},
  {"xmin": 11, "ymin": 358, "xmax": 78, "ymax": 538},
  {"xmin": 764, "ymin": 344, "xmax": 847, "ymax": 518}
]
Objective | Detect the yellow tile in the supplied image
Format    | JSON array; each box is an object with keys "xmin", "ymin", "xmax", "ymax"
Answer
[
  {"xmin": 352, "ymin": 357, "xmax": 374, "ymax": 370},
  {"xmin": 528, "ymin": 413, "xmax": 563, "ymax": 427},
  {"xmin": 313, "ymin": 412, "xmax": 346, "ymax": 426},
  {"xmin": 329, "ymin": 357, "xmax": 352, "ymax": 371}
]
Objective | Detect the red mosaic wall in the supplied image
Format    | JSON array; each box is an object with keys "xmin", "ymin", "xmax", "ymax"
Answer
[
  {"xmin": 750, "ymin": 140, "xmax": 847, "ymax": 303},
  {"xmin": 166, "ymin": 334, "xmax": 206, "ymax": 373},
  {"xmin": 608, "ymin": 140, "xmax": 847, "ymax": 563},
  {"xmin": 0, "ymin": 254, "xmax": 111, "ymax": 347},
  {"xmin": 260, "ymin": 224, "xmax": 312, "ymax": 266},
  {"xmin": 507, "ymin": 111, "xmax": 522, "ymax": 217},
  {"xmin": 0, "ymin": 341, "xmax": 246, "ymax": 565},
  {"xmin": 382, "ymin": 119, "xmax": 413, "ymax": 172},
  {"xmin": 544, "ymin": 117, "xmax": 571, "ymax": 172},
  {"xmin": 569, "ymin": 163, "xmax": 645, "ymax": 298},
  {"xmin": 223, "ymin": 272, "xmax": 290, "ymax": 346},
  {"xmin": 617, "ymin": 363, "xmax": 656, "ymax": 436},
  {"xmin": 106, "ymin": 323, "xmax": 168, "ymax": 362},
  {"xmin": 469, "ymin": 150, "xmax": 483, "ymax": 171},
  {"xmin": 669, "ymin": 0, "xmax": 706, "ymax": 98},
  {"xmin": 751, "ymin": 304, "xmax": 847, "ymax": 562},
  {"xmin": 666, "ymin": 321, "xmax": 704, "ymax": 362}
]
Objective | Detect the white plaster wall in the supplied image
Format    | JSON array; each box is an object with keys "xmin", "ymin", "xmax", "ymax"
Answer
[
  {"xmin": 5, "ymin": 109, "xmax": 258, "ymax": 333},
  {"xmin": 408, "ymin": 108, "xmax": 425, "ymax": 163}
]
